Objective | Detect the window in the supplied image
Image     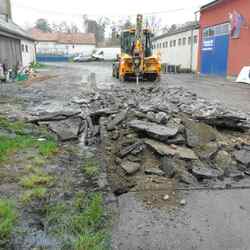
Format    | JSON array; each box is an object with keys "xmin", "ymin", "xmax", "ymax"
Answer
[
  {"xmin": 183, "ymin": 37, "xmax": 186, "ymax": 46},
  {"xmin": 25, "ymin": 45, "xmax": 28, "ymax": 52},
  {"xmin": 193, "ymin": 35, "xmax": 198, "ymax": 44},
  {"xmin": 170, "ymin": 41, "xmax": 172, "ymax": 47},
  {"xmin": 72, "ymin": 45, "xmax": 75, "ymax": 49},
  {"xmin": 166, "ymin": 41, "xmax": 168, "ymax": 48},
  {"xmin": 173, "ymin": 40, "xmax": 176, "ymax": 47},
  {"xmin": 178, "ymin": 38, "xmax": 181, "ymax": 46},
  {"xmin": 22, "ymin": 44, "xmax": 25, "ymax": 52},
  {"xmin": 203, "ymin": 23, "xmax": 230, "ymax": 38},
  {"xmin": 188, "ymin": 36, "xmax": 191, "ymax": 45},
  {"xmin": 163, "ymin": 42, "xmax": 165, "ymax": 48}
]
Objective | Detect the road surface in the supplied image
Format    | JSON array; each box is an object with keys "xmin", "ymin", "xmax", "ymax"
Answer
[{"xmin": 2, "ymin": 62, "xmax": 249, "ymax": 250}]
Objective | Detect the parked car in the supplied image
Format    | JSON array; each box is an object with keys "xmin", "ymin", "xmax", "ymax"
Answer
[
  {"xmin": 73, "ymin": 54, "xmax": 93, "ymax": 62},
  {"xmin": 92, "ymin": 48, "xmax": 121, "ymax": 61}
]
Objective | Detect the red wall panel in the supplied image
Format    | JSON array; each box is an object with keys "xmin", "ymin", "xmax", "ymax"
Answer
[{"xmin": 199, "ymin": 0, "xmax": 250, "ymax": 76}]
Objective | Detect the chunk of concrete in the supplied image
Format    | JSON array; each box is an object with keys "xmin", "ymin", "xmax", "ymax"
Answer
[
  {"xmin": 195, "ymin": 142, "xmax": 219, "ymax": 160},
  {"xmin": 46, "ymin": 117, "xmax": 84, "ymax": 141},
  {"xmin": 184, "ymin": 119, "xmax": 217, "ymax": 148},
  {"xmin": 233, "ymin": 149, "xmax": 250, "ymax": 167},
  {"xmin": 145, "ymin": 139, "xmax": 198, "ymax": 160},
  {"xmin": 128, "ymin": 120, "xmax": 178, "ymax": 141},
  {"xmin": 192, "ymin": 163, "xmax": 223, "ymax": 179},
  {"xmin": 107, "ymin": 110, "xmax": 127, "ymax": 131},
  {"xmin": 215, "ymin": 150, "xmax": 233, "ymax": 170},
  {"xmin": 160, "ymin": 156, "xmax": 177, "ymax": 178},
  {"xmin": 119, "ymin": 141, "xmax": 144, "ymax": 158},
  {"xmin": 145, "ymin": 168, "xmax": 165, "ymax": 176},
  {"xmin": 121, "ymin": 161, "xmax": 140, "ymax": 175}
]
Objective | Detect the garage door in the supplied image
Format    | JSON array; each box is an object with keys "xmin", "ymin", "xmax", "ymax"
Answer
[
  {"xmin": 201, "ymin": 23, "xmax": 230, "ymax": 76},
  {"xmin": 0, "ymin": 35, "xmax": 22, "ymax": 67}
]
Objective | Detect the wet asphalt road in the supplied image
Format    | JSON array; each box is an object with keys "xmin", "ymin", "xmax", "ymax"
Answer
[
  {"xmin": 48, "ymin": 61, "xmax": 250, "ymax": 113},
  {"xmin": 112, "ymin": 189, "xmax": 250, "ymax": 250},
  {"xmin": 162, "ymin": 74, "xmax": 250, "ymax": 114},
  {"xmin": 35, "ymin": 62, "xmax": 250, "ymax": 250}
]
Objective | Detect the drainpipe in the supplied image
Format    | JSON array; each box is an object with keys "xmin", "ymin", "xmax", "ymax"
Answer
[
  {"xmin": 190, "ymin": 11, "xmax": 199, "ymax": 72},
  {"xmin": 190, "ymin": 27, "xmax": 194, "ymax": 71}
]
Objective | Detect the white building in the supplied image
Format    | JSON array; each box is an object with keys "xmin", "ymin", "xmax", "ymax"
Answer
[
  {"xmin": 31, "ymin": 29, "xmax": 96, "ymax": 56},
  {"xmin": 152, "ymin": 23, "xmax": 199, "ymax": 72},
  {"xmin": 21, "ymin": 39, "xmax": 36, "ymax": 67},
  {"xmin": 0, "ymin": 2, "xmax": 36, "ymax": 68}
]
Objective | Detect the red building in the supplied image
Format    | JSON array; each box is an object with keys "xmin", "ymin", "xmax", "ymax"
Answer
[{"xmin": 198, "ymin": 0, "xmax": 250, "ymax": 76}]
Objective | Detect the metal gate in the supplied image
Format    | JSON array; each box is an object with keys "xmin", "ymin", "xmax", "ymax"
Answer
[{"xmin": 201, "ymin": 23, "xmax": 230, "ymax": 76}]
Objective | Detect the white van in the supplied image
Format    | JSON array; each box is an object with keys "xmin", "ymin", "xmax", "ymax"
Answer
[{"xmin": 92, "ymin": 48, "xmax": 121, "ymax": 61}]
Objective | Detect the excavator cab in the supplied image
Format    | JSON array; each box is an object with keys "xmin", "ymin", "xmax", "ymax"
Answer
[{"xmin": 112, "ymin": 15, "xmax": 161, "ymax": 83}]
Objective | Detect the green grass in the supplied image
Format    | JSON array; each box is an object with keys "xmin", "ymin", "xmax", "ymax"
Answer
[
  {"xmin": 0, "ymin": 200, "xmax": 17, "ymax": 243},
  {"xmin": 74, "ymin": 231, "xmax": 107, "ymax": 250},
  {"xmin": 71, "ymin": 193, "xmax": 104, "ymax": 232},
  {"xmin": 30, "ymin": 62, "xmax": 48, "ymax": 70},
  {"xmin": 20, "ymin": 171, "xmax": 54, "ymax": 189},
  {"xmin": 20, "ymin": 187, "xmax": 47, "ymax": 205},
  {"xmin": 45, "ymin": 192, "xmax": 108, "ymax": 250},
  {"xmin": 0, "ymin": 117, "xmax": 58, "ymax": 163},
  {"xmin": 0, "ymin": 117, "xmax": 26, "ymax": 135},
  {"xmin": 82, "ymin": 158, "xmax": 100, "ymax": 178}
]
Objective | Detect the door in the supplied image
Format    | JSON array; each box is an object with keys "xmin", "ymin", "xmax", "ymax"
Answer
[{"xmin": 201, "ymin": 23, "xmax": 230, "ymax": 76}]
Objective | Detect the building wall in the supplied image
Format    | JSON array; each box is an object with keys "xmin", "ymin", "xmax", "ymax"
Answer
[
  {"xmin": 21, "ymin": 39, "xmax": 36, "ymax": 67},
  {"xmin": 199, "ymin": 0, "xmax": 250, "ymax": 76},
  {"xmin": 36, "ymin": 42, "xmax": 96, "ymax": 56},
  {"xmin": 152, "ymin": 29, "xmax": 199, "ymax": 71}
]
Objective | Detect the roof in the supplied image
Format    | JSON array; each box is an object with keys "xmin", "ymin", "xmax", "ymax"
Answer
[
  {"xmin": 153, "ymin": 22, "xmax": 199, "ymax": 41},
  {"xmin": 30, "ymin": 28, "xmax": 57, "ymax": 42},
  {"xmin": 30, "ymin": 29, "xmax": 96, "ymax": 45},
  {"xmin": 200, "ymin": 0, "xmax": 224, "ymax": 11},
  {"xmin": 0, "ymin": 17, "xmax": 34, "ymax": 41}
]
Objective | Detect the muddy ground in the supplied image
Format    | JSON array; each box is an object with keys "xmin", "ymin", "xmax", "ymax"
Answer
[{"xmin": 0, "ymin": 62, "xmax": 250, "ymax": 250}]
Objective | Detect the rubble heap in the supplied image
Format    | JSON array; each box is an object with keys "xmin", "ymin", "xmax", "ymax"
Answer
[{"xmin": 29, "ymin": 85, "xmax": 250, "ymax": 195}]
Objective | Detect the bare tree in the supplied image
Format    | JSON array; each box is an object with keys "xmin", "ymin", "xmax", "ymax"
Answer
[
  {"xmin": 51, "ymin": 22, "xmax": 80, "ymax": 33},
  {"xmin": 145, "ymin": 16, "xmax": 162, "ymax": 33}
]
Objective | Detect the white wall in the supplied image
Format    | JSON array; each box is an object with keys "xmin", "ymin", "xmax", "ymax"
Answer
[
  {"xmin": 36, "ymin": 42, "xmax": 96, "ymax": 56},
  {"xmin": 153, "ymin": 29, "xmax": 199, "ymax": 71},
  {"xmin": 21, "ymin": 39, "xmax": 36, "ymax": 67}
]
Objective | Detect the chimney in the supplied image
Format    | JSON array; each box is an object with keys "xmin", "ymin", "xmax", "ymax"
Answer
[{"xmin": 0, "ymin": 0, "xmax": 12, "ymax": 21}]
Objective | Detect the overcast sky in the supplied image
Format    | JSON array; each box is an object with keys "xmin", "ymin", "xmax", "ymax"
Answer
[{"xmin": 11, "ymin": 0, "xmax": 212, "ymax": 30}]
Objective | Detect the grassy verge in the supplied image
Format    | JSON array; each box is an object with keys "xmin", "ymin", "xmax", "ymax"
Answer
[
  {"xmin": 20, "ymin": 188, "xmax": 47, "ymax": 205},
  {"xmin": 46, "ymin": 192, "xmax": 109, "ymax": 250},
  {"xmin": 82, "ymin": 158, "xmax": 100, "ymax": 178},
  {"xmin": 0, "ymin": 116, "xmax": 58, "ymax": 163},
  {"xmin": 0, "ymin": 200, "xmax": 17, "ymax": 245}
]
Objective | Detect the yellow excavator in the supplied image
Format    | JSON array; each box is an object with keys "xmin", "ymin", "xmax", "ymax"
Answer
[{"xmin": 112, "ymin": 14, "xmax": 161, "ymax": 84}]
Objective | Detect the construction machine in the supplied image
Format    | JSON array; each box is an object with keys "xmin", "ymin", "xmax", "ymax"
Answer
[{"xmin": 112, "ymin": 14, "xmax": 161, "ymax": 84}]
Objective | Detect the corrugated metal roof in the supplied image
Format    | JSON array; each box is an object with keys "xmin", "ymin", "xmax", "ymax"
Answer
[
  {"xmin": 30, "ymin": 28, "xmax": 96, "ymax": 45},
  {"xmin": 0, "ymin": 17, "xmax": 34, "ymax": 41},
  {"xmin": 152, "ymin": 22, "xmax": 199, "ymax": 41}
]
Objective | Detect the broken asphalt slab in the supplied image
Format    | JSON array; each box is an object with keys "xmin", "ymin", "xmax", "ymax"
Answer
[
  {"xmin": 128, "ymin": 119, "xmax": 178, "ymax": 141},
  {"xmin": 145, "ymin": 139, "xmax": 198, "ymax": 160}
]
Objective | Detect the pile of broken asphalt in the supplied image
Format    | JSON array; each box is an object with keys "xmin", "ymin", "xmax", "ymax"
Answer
[{"xmin": 28, "ymin": 85, "xmax": 250, "ymax": 205}]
